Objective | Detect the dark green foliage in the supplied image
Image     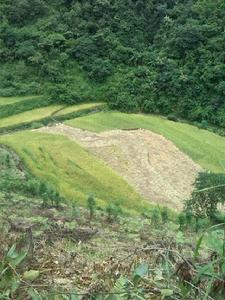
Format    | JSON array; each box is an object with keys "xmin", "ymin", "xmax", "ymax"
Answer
[
  {"xmin": 167, "ymin": 114, "xmax": 178, "ymax": 122},
  {"xmin": 199, "ymin": 120, "xmax": 209, "ymax": 130},
  {"xmin": 150, "ymin": 208, "xmax": 160, "ymax": 226},
  {"xmin": 178, "ymin": 213, "xmax": 186, "ymax": 230},
  {"xmin": 87, "ymin": 194, "xmax": 96, "ymax": 220},
  {"xmin": 0, "ymin": 0, "xmax": 225, "ymax": 126},
  {"xmin": 106, "ymin": 202, "xmax": 122, "ymax": 222},
  {"xmin": 185, "ymin": 210, "xmax": 193, "ymax": 227},
  {"xmin": 161, "ymin": 207, "xmax": 169, "ymax": 223},
  {"xmin": 186, "ymin": 172, "xmax": 225, "ymax": 218},
  {"xmin": 0, "ymin": 244, "xmax": 27, "ymax": 296},
  {"xmin": 0, "ymin": 97, "xmax": 50, "ymax": 119}
]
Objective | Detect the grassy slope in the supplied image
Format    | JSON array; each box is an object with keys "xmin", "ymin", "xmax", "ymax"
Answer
[
  {"xmin": 0, "ymin": 101, "xmax": 105, "ymax": 129},
  {"xmin": 66, "ymin": 112, "xmax": 225, "ymax": 173},
  {"xmin": 0, "ymin": 131, "xmax": 147, "ymax": 213},
  {"xmin": 0, "ymin": 105, "xmax": 63, "ymax": 128},
  {"xmin": 0, "ymin": 95, "xmax": 41, "ymax": 106},
  {"xmin": 54, "ymin": 102, "xmax": 105, "ymax": 116}
]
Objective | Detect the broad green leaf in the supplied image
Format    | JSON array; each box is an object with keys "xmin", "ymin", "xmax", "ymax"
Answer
[
  {"xmin": 23, "ymin": 270, "xmax": 40, "ymax": 281},
  {"xmin": 6, "ymin": 244, "xmax": 17, "ymax": 258},
  {"xmin": 206, "ymin": 230, "xmax": 224, "ymax": 255},
  {"xmin": 133, "ymin": 263, "xmax": 148, "ymax": 283},
  {"xmin": 28, "ymin": 287, "xmax": 43, "ymax": 300},
  {"xmin": 10, "ymin": 251, "xmax": 27, "ymax": 267},
  {"xmin": 194, "ymin": 233, "xmax": 205, "ymax": 259},
  {"xmin": 161, "ymin": 289, "xmax": 173, "ymax": 298}
]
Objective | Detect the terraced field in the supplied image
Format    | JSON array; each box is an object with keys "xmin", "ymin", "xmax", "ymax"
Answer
[
  {"xmin": 0, "ymin": 130, "xmax": 147, "ymax": 213},
  {"xmin": 1, "ymin": 96, "xmax": 225, "ymax": 212},
  {"xmin": 0, "ymin": 97, "xmax": 148, "ymax": 212},
  {"xmin": 66, "ymin": 112, "xmax": 225, "ymax": 173},
  {"xmin": 0, "ymin": 105, "xmax": 63, "ymax": 128},
  {"xmin": 54, "ymin": 102, "xmax": 104, "ymax": 116},
  {"xmin": 0, "ymin": 101, "xmax": 105, "ymax": 131},
  {"xmin": 0, "ymin": 95, "xmax": 41, "ymax": 106}
]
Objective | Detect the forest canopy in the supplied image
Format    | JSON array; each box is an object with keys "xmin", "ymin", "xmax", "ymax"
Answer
[{"xmin": 1, "ymin": 0, "xmax": 225, "ymax": 127}]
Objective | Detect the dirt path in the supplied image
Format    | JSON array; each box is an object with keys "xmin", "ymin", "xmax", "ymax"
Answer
[{"xmin": 38, "ymin": 124, "xmax": 203, "ymax": 211}]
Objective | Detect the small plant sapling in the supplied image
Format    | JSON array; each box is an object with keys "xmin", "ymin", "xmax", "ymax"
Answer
[
  {"xmin": 161, "ymin": 207, "xmax": 169, "ymax": 223},
  {"xmin": 151, "ymin": 208, "xmax": 160, "ymax": 226},
  {"xmin": 87, "ymin": 194, "xmax": 96, "ymax": 220}
]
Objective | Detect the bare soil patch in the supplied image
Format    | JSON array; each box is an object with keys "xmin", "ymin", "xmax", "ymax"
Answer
[{"xmin": 38, "ymin": 124, "xmax": 203, "ymax": 210}]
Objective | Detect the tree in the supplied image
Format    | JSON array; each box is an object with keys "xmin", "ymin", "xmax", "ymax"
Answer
[{"xmin": 186, "ymin": 172, "xmax": 225, "ymax": 218}]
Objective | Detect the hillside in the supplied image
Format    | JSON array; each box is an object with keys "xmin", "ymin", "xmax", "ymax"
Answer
[
  {"xmin": 66, "ymin": 112, "xmax": 225, "ymax": 173},
  {"xmin": 0, "ymin": 96, "xmax": 225, "ymax": 298},
  {"xmin": 2, "ymin": 97, "xmax": 225, "ymax": 212},
  {"xmin": 39, "ymin": 124, "xmax": 202, "ymax": 211},
  {"xmin": 1, "ymin": 0, "xmax": 225, "ymax": 298},
  {"xmin": 0, "ymin": 142, "xmax": 225, "ymax": 300},
  {"xmin": 1, "ymin": 0, "xmax": 225, "ymax": 127}
]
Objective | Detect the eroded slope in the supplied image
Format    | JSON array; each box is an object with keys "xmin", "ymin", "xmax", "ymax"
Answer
[{"xmin": 39, "ymin": 124, "xmax": 202, "ymax": 210}]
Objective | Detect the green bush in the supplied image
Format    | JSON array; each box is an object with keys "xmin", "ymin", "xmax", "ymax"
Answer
[
  {"xmin": 161, "ymin": 207, "xmax": 169, "ymax": 223},
  {"xmin": 106, "ymin": 202, "xmax": 122, "ymax": 222},
  {"xmin": 167, "ymin": 114, "xmax": 178, "ymax": 122},
  {"xmin": 87, "ymin": 194, "xmax": 96, "ymax": 220},
  {"xmin": 30, "ymin": 122, "xmax": 43, "ymax": 129},
  {"xmin": 150, "ymin": 208, "xmax": 160, "ymax": 226},
  {"xmin": 186, "ymin": 172, "xmax": 225, "ymax": 218},
  {"xmin": 199, "ymin": 120, "xmax": 209, "ymax": 130}
]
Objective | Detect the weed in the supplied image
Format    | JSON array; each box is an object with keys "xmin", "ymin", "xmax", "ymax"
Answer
[{"xmin": 87, "ymin": 194, "xmax": 96, "ymax": 220}]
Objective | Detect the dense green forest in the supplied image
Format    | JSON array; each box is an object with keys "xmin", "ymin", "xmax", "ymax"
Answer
[{"xmin": 1, "ymin": 0, "xmax": 225, "ymax": 126}]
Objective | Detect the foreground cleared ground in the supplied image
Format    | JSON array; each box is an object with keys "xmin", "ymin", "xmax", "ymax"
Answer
[
  {"xmin": 66, "ymin": 112, "xmax": 225, "ymax": 173},
  {"xmin": 1, "ymin": 145, "xmax": 224, "ymax": 299}
]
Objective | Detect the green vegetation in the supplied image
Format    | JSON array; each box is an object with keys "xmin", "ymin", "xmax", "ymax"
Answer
[
  {"xmin": 1, "ymin": 0, "xmax": 225, "ymax": 127},
  {"xmin": 1, "ymin": 0, "xmax": 225, "ymax": 297},
  {"xmin": 0, "ymin": 95, "xmax": 41, "ymax": 106},
  {"xmin": 1, "ymin": 149, "xmax": 225, "ymax": 299},
  {"xmin": 0, "ymin": 131, "xmax": 147, "ymax": 213},
  {"xmin": 0, "ymin": 101, "xmax": 105, "ymax": 133},
  {"xmin": 54, "ymin": 102, "xmax": 104, "ymax": 116},
  {"xmin": 0, "ymin": 101, "xmax": 224, "ymax": 299},
  {"xmin": 0, "ymin": 96, "xmax": 52, "ymax": 120},
  {"xmin": 0, "ymin": 105, "xmax": 63, "ymax": 129},
  {"xmin": 186, "ymin": 172, "xmax": 225, "ymax": 218},
  {"xmin": 67, "ymin": 112, "xmax": 225, "ymax": 173}
]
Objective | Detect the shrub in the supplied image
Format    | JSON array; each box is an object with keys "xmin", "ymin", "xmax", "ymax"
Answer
[
  {"xmin": 150, "ymin": 208, "xmax": 160, "ymax": 226},
  {"xmin": 185, "ymin": 210, "xmax": 193, "ymax": 227},
  {"xmin": 167, "ymin": 114, "xmax": 178, "ymax": 122},
  {"xmin": 199, "ymin": 120, "xmax": 208, "ymax": 129},
  {"xmin": 185, "ymin": 172, "xmax": 225, "ymax": 218},
  {"xmin": 178, "ymin": 213, "xmax": 186, "ymax": 230},
  {"xmin": 161, "ymin": 207, "xmax": 169, "ymax": 223},
  {"xmin": 87, "ymin": 195, "xmax": 96, "ymax": 220},
  {"xmin": 30, "ymin": 122, "xmax": 43, "ymax": 129},
  {"xmin": 106, "ymin": 202, "xmax": 122, "ymax": 222}
]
